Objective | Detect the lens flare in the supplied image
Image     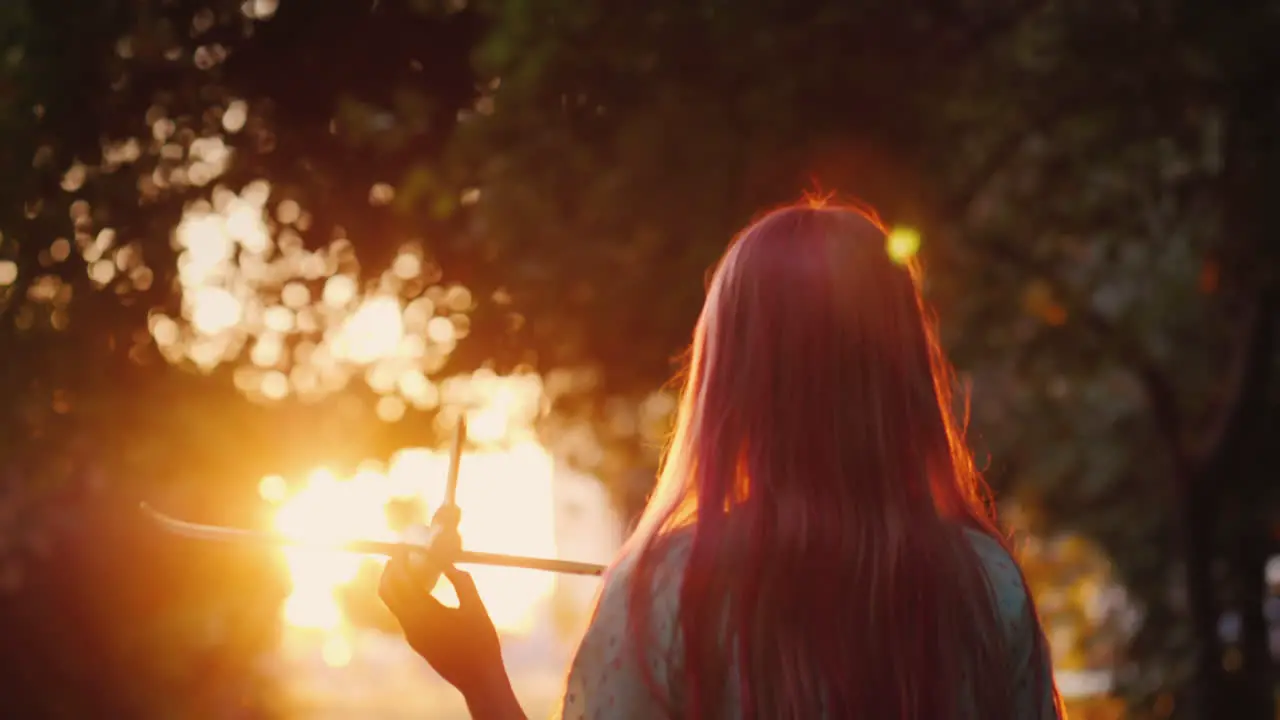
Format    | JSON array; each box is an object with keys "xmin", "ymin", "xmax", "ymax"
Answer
[{"xmin": 886, "ymin": 226, "xmax": 921, "ymax": 264}]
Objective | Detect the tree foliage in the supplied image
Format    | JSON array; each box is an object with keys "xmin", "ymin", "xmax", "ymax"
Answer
[
  {"xmin": 0, "ymin": 1, "xmax": 484, "ymax": 715},
  {"xmin": 452, "ymin": 1, "xmax": 1280, "ymax": 716},
  {"xmin": 0, "ymin": 0, "xmax": 1276, "ymax": 717}
]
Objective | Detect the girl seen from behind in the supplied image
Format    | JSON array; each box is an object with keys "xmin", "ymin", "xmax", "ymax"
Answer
[{"xmin": 380, "ymin": 201, "xmax": 1067, "ymax": 719}]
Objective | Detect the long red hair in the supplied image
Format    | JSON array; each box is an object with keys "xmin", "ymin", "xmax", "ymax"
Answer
[{"xmin": 621, "ymin": 202, "xmax": 1060, "ymax": 718}]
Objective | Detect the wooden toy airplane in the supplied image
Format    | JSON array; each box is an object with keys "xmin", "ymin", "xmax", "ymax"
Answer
[{"xmin": 141, "ymin": 417, "xmax": 606, "ymax": 577}]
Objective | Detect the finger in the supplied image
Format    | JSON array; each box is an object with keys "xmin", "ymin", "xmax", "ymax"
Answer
[
  {"xmin": 443, "ymin": 567, "xmax": 483, "ymax": 610},
  {"xmin": 378, "ymin": 555, "xmax": 409, "ymax": 612},
  {"xmin": 389, "ymin": 550, "xmax": 443, "ymax": 592},
  {"xmin": 382, "ymin": 554, "xmax": 455, "ymax": 627},
  {"xmin": 380, "ymin": 555, "xmax": 428, "ymax": 616}
]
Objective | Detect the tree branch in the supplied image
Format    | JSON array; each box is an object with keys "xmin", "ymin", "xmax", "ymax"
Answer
[
  {"xmin": 977, "ymin": 237, "xmax": 1191, "ymax": 468},
  {"xmin": 1191, "ymin": 285, "xmax": 1277, "ymax": 470},
  {"xmin": 943, "ymin": 82, "xmax": 1110, "ymax": 222},
  {"xmin": 1077, "ymin": 305, "xmax": 1190, "ymax": 468},
  {"xmin": 945, "ymin": 78, "xmax": 1224, "ymax": 223}
]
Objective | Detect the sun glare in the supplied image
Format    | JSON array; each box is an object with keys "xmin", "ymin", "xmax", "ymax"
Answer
[
  {"xmin": 259, "ymin": 380, "xmax": 560, "ymax": 664},
  {"xmin": 160, "ymin": 178, "xmax": 587, "ymax": 671}
]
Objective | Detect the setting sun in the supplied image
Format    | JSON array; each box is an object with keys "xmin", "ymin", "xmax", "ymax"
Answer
[
  {"xmin": 260, "ymin": 387, "xmax": 561, "ymax": 665},
  {"xmin": 157, "ymin": 181, "xmax": 587, "ymax": 674}
]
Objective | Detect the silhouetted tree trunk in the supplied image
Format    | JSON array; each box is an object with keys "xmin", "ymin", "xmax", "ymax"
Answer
[
  {"xmin": 1178, "ymin": 11, "xmax": 1280, "ymax": 709},
  {"xmin": 1179, "ymin": 279, "xmax": 1276, "ymax": 720}
]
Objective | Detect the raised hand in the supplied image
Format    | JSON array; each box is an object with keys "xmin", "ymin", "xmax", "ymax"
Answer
[{"xmin": 378, "ymin": 555, "xmax": 525, "ymax": 719}]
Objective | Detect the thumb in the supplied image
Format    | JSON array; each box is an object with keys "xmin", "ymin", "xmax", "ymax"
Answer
[{"xmin": 444, "ymin": 567, "xmax": 483, "ymax": 610}]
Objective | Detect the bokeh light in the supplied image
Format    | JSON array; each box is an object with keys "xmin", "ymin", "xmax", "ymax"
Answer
[
  {"xmin": 886, "ymin": 226, "xmax": 921, "ymax": 264},
  {"xmin": 149, "ymin": 177, "xmax": 472, "ymax": 413}
]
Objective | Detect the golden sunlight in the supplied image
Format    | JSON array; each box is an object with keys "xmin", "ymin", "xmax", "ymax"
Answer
[
  {"xmin": 333, "ymin": 296, "xmax": 405, "ymax": 364},
  {"xmin": 137, "ymin": 158, "xmax": 626, "ymax": 717},
  {"xmin": 160, "ymin": 176, "xmax": 604, "ymax": 682},
  {"xmin": 157, "ymin": 180, "xmax": 468, "ymax": 404},
  {"xmin": 259, "ymin": 380, "xmax": 560, "ymax": 665}
]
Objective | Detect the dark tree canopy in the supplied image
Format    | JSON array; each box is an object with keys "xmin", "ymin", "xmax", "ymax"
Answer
[{"xmin": 0, "ymin": 0, "xmax": 1276, "ymax": 717}]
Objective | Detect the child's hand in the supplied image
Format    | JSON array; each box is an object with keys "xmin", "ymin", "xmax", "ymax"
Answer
[{"xmin": 378, "ymin": 555, "xmax": 513, "ymax": 707}]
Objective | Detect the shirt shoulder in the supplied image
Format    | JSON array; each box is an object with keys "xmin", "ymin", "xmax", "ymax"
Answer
[
  {"xmin": 963, "ymin": 527, "xmax": 1061, "ymax": 717},
  {"xmin": 962, "ymin": 527, "xmax": 1031, "ymax": 633},
  {"xmin": 558, "ymin": 532, "xmax": 692, "ymax": 719}
]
